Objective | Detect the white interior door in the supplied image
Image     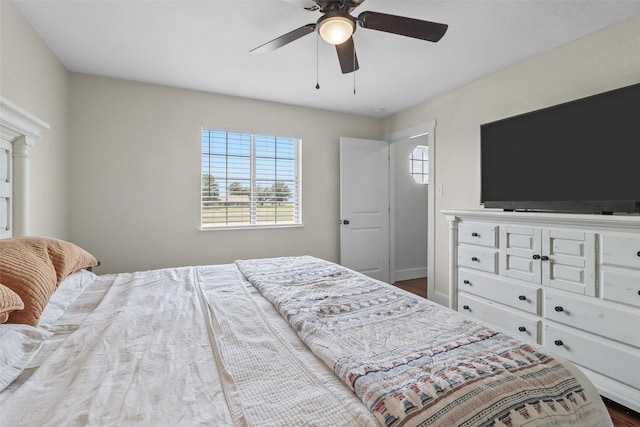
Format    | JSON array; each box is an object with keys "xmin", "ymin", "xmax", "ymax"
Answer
[{"xmin": 340, "ymin": 137, "xmax": 390, "ymax": 283}]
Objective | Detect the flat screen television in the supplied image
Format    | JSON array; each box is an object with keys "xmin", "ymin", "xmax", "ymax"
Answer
[{"xmin": 480, "ymin": 82, "xmax": 640, "ymax": 214}]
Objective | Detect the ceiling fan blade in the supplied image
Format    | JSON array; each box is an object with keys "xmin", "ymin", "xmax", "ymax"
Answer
[
  {"xmin": 357, "ymin": 11, "xmax": 448, "ymax": 42},
  {"xmin": 250, "ymin": 23, "xmax": 316, "ymax": 54},
  {"xmin": 335, "ymin": 36, "xmax": 359, "ymax": 74},
  {"xmin": 281, "ymin": 0, "xmax": 319, "ymax": 11}
]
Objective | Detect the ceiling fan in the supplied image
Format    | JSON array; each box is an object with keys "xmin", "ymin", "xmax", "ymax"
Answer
[{"xmin": 250, "ymin": 0, "xmax": 448, "ymax": 74}]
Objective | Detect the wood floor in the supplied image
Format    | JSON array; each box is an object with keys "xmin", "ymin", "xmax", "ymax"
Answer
[
  {"xmin": 392, "ymin": 278, "xmax": 640, "ymax": 426},
  {"xmin": 393, "ymin": 277, "xmax": 427, "ymax": 298}
]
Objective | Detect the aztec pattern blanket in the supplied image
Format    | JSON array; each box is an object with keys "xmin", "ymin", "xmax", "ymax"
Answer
[{"xmin": 236, "ymin": 256, "xmax": 611, "ymax": 427}]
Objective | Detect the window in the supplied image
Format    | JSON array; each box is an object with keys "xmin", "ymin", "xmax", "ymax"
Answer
[
  {"xmin": 409, "ymin": 145, "xmax": 428, "ymax": 184},
  {"xmin": 201, "ymin": 129, "xmax": 302, "ymax": 228}
]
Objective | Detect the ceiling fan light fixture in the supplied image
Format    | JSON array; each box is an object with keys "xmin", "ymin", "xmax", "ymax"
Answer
[{"xmin": 318, "ymin": 15, "xmax": 355, "ymax": 45}]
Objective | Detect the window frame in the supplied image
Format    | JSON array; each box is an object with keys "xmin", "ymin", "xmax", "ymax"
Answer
[
  {"xmin": 409, "ymin": 144, "xmax": 429, "ymax": 185},
  {"xmin": 200, "ymin": 128, "xmax": 303, "ymax": 230}
]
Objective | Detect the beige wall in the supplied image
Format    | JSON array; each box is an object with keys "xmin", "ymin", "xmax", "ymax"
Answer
[
  {"xmin": 382, "ymin": 15, "xmax": 640, "ymax": 301},
  {"xmin": 0, "ymin": 1, "xmax": 70, "ymax": 238},
  {"xmin": 69, "ymin": 74, "xmax": 383, "ymax": 273}
]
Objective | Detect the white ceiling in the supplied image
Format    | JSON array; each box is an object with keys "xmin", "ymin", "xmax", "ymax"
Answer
[{"xmin": 14, "ymin": 0, "xmax": 640, "ymax": 117}]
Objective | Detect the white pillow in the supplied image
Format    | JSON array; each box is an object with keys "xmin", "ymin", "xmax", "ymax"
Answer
[
  {"xmin": 0, "ymin": 270, "xmax": 98, "ymax": 393},
  {"xmin": 37, "ymin": 269, "xmax": 98, "ymax": 329}
]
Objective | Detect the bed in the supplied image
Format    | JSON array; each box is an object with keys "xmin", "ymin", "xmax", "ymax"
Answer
[{"xmin": 0, "ymin": 237, "xmax": 613, "ymax": 426}]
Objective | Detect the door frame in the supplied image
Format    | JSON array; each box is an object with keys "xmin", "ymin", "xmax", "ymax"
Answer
[{"xmin": 385, "ymin": 120, "xmax": 442, "ymax": 305}]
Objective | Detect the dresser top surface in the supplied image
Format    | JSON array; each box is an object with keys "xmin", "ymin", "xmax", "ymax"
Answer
[{"xmin": 442, "ymin": 209, "xmax": 640, "ymax": 231}]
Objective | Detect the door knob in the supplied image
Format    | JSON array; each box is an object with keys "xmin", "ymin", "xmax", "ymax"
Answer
[{"xmin": 342, "ymin": 219, "xmax": 350, "ymax": 225}]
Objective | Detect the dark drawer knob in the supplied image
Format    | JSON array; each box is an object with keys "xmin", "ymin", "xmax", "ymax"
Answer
[
  {"xmin": 471, "ymin": 257, "xmax": 479, "ymax": 262},
  {"xmin": 518, "ymin": 326, "xmax": 526, "ymax": 332},
  {"xmin": 518, "ymin": 295, "xmax": 526, "ymax": 301},
  {"xmin": 554, "ymin": 340, "xmax": 564, "ymax": 346},
  {"xmin": 637, "ymin": 251, "xmax": 640, "ymax": 257},
  {"xmin": 463, "ymin": 305, "xmax": 470, "ymax": 310},
  {"xmin": 471, "ymin": 232, "xmax": 479, "ymax": 237},
  {"xmin": 541, "ymin": 256, "xmax": 549, "ymax": 261},
  {"xmin": 532, "ymin": 254, "xmax": 541, "ymax": 260},
  {"xmin": 637, "ymin": 290, "xmax": 640, "ymax": 296},
  {"xmin": 554, "ymin": 306, "xmax": 564, "ymax": 312},
  {"xmin": 463, "ymin": 280, "xmax": 470, "ymax": 285}
]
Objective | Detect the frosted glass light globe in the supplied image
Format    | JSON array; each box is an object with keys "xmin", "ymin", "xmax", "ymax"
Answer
[{"xmin": 319, "ymin": 16, "xmax": 355, "ymax": 45}]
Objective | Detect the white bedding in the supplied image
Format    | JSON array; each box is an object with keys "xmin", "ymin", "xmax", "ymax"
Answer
[
  {"xmin": 1, "ymin": 265, "xmax": 377, "ymax": 426},
  {"xmin": 0, "ymin": 269, "xmax": 97, "ymax": 392}
]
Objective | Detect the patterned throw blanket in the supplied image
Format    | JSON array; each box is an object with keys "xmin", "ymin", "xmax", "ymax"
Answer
[{"xmin": 236, "ymin": 256, "xmax": 611, "ymax": 427}]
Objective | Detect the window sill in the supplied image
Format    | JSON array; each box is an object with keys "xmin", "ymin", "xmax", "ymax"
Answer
[{"xmin": 198, "ymin": 223, "xmax": 303, "ymax": 232}]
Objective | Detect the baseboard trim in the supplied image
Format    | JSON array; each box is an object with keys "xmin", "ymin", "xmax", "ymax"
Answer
[
  {"xmin": 394, "ymin": 267, "xmax": 427, "ymax": 282},
  {"xmin": 577, "ymin": 365, "xmax": 640, "ymax": 413}
]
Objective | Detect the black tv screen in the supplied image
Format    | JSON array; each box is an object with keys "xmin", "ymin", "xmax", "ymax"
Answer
[{"xmin": 481, "ymin": 82, "xmax": 640, "ymax": 214}]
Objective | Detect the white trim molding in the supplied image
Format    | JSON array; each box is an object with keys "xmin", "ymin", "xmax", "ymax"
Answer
[
  {"xmin": 0, "ymin": 97, "xmax": 50, "ymax": 237},
  {"xmin": 385, "ymin": 120, "xmax": 442, "ymax": 305}
]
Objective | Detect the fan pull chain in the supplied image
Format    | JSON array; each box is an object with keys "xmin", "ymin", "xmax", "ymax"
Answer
[
  {"xmin": 353, "ymin": 40, "xmax": 356, "ymax": 95},
  {"xmin": 316, "ymin": 32, "xmax": 320, "ymax": 90}
]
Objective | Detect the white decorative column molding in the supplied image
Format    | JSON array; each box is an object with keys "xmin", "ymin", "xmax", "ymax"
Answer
[
  {"xmin": 444, "ymin": 214, "xmax": 459, "ymax": 310},
  {"xmin": 12, "ymin": 135, "xmax": 35, "ymax": 236},
  {"xmin": 0, "ymin": 97, "xmax": 50, "ymax": 237}
]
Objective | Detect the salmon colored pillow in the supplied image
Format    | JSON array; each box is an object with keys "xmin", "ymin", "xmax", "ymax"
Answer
[
  {"xmin": 0, "ymin": 237, "xmax": 97, "ymax": 325},
  {"xmin": 0, "ymin": 284, "xmax": 24, "ymax": 323}
]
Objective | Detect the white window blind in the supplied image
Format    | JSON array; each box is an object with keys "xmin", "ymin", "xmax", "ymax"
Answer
[{"xmin": 201, "ymin": 129, "xmax": 302, "ymax": 228}]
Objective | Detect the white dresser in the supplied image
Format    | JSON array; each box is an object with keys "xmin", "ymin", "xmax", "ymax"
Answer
[{"xmin": 443, "ymin": 210, "xmax": 640, "ymax": 412}]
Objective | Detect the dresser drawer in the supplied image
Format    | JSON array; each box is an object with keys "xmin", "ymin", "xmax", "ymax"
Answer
[
  {"xmin": 458, "ymin": 270, "xmax": 539, "ymax": 315},
  {"xmin": 459, "ymin": 222, "xmax": 498, "ymax": 248},
  {"xmin": 601, "ymin": 268, "xmax": 640, "ymax": 308},
  {"xmin": 459, "ymin": 293, "xmax": 539, "ymax": 343},
  {"xmin": 601, "ymin": 235, "xmax": 640, "ymax": 269},
  {"xmin": 544, "ymin": 323, "xmax": 640, "ymax": 389},
  {"xmin": 544, "ymin": 291, "xmax": 640, "ymax": 347},
  {"xmin": 458, "ymin": 246, "xmax": 498, "ymax": 274}
]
